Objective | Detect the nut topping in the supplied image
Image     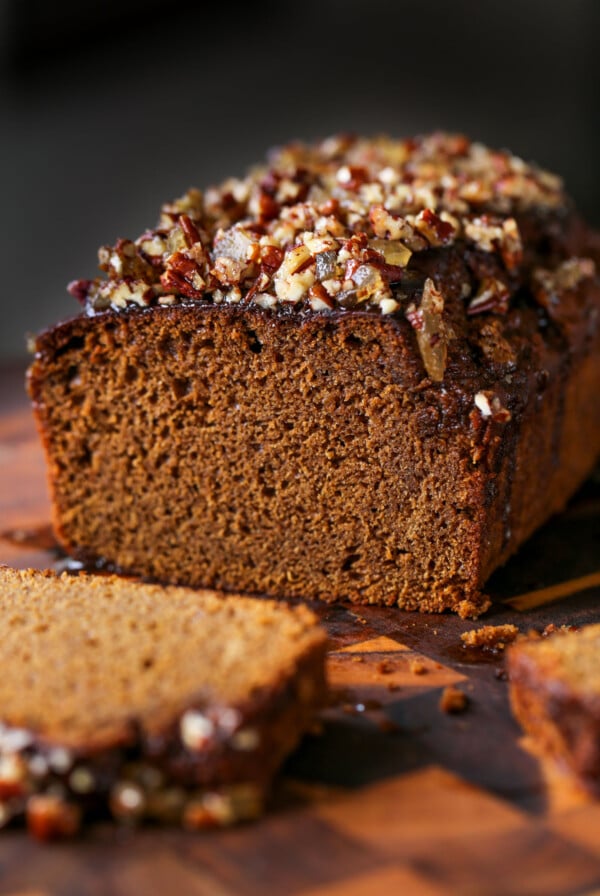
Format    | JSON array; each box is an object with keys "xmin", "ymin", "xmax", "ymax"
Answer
[
  {"xmin": 0, "ymin": 724, "xmax": 33, "ymax": 754},
  {"xmin": 180, "ymin": 710, "xmax": 215, "ymax": 750},
  {"xmin": 468, "ymin": 278, "xmax": 511, "ymax": 316},
  {"xmin": 47, "ymin": 746, "xmax": 74, "ymax": 774},
  {"xmin": 474, "ymin": 391, "xmax": 512, "ymax": 423},
  {"xmin": 70, "ymin": 134, "xmax": 567, "ymax": 326},
  {"xmin": 110, "ymin": 782, "xmax": 146, "ymax": 820}
]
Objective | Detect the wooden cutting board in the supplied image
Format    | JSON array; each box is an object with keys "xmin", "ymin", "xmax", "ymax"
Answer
[{"xmin": 1, "ymin": 361, "xmax": 600, "ymax": 896}]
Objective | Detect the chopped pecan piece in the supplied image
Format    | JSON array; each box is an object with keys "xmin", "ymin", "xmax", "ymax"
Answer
[
  {"xmin": 474, "ymin": 391, "xmax": 512, "ymax": 423},
  {"xmin": 467, "ymin": 278, "xmax": 511, "ymax": 315},
  {"xmin": 532, "ymin": 257, "xmax": 596, "ymax": 310},
  {"xmin": 161, "ymin": 253, "xmax": 206, "ymax": 299}
]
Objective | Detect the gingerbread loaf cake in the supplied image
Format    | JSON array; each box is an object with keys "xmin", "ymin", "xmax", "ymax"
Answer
[
  {"xmin": 508, "ymin": 626, "xmax": 600, "ymax": 793},
  {"xmin": 28, "ymin": 134, "xmax": 600, "ymax": 617},
  {"xmin": 0, "ymin": 567, "xmax": 327, "ymax": 838}
]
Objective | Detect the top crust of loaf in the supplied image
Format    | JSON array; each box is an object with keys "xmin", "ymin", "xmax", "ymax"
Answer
[
  {"xmin": 0, "ymin": 567, "xmax": 327, "ymax": 752},
  {"xmin": 65, "ymin": 133, "xmax": 598, "ymax": 385}
]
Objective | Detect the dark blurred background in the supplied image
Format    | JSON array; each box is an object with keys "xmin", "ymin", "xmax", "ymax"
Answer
[{"xmin": 1, "ymin": 0, "xmax": 599, "ymax": 360}]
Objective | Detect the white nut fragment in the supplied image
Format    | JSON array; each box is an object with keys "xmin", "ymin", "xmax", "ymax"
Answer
[
  {"xmin": 110, "ymin": 782, "xmax": 146, "ymax": 819},
  {"xmin": 47, "ymin": 747, "xmax": 74, "ymax": 774},
  {"xmin": 28, "ymin": 755, "xmax": 49, "ymax": 778},
  {"xmin": 0, "ymin": 725, "xmax": 33, "ymax": 754},
  {"xmin": 379, "ymin": 298, "xmax": 399, "ymax": 315},
  {"xmin": 475, "ymin": 391, "xmax": 512, "ymax": 423},
  {"xmin": 336, "ymin": 165, "xmax": 353, "ymax": 185},
  {"xmin": 274, "ymin": 266, "xmax": 316, "ymax": 303},
  {"xmin": 139, "ymin": 234, "xmax": 167, "ymax": 257},
  {"xmin": 464, "ymin": 216, "xmax": 523, "ymax": 270},
  {"xmin": 109, "ymin": 280, "xmax": 153, "ymax": 309},
  {"xmin": 180, "ymin": 710, "xmax": 215, "ymax": 750},
  {"xmin": 69, "ymin": 767, "xmax": 95, "ymax": 794},
  {"xmin": 474, "ymin": 391, "xmax": 493, "ymax": 417},
  {"xmin": 215, "ymin": 707, "xmax": 242, "ymax": 734},
  {"xmin": 309, "ymin": 296, "xmax": 334, "ymax": 312},
  {"xmin": 253, "ymin": 293, "xmax": 278, "ymax": 310}
]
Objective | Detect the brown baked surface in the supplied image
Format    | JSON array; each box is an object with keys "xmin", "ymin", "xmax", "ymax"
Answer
[
  {"xmin": 0, "ymin": 567, "xmax": 327, "ymax": 835},
  {"xmin": 28, "ymin": 134, "xmax": 600, "ymax": 615},
  {"xmin": 508, "ymin": 626, "xmax": 600, "ymax": 791}
]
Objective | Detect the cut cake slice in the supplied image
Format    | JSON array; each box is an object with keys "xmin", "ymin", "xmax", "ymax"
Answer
[{"xmin": 0, "ymin": 567, "xmax": 327, "ymax": 839}]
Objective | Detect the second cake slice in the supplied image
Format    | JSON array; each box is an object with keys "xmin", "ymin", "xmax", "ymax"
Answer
[{"xmin": 0, "ymin": 567, "xmax": 327, "ymax": 838}]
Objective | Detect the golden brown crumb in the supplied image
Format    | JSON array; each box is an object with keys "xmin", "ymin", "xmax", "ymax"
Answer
[
  {"xmin": 461, "ymin": 624, "xmax": 519, "ymax": 650},
  {"xmin": 456, "ymin": 596, "xmax": 491, "ymax": 619},
  {"xmin": 409, "ymin": 659, "xmax": 427, "ymax": 675},
  {"xmin": 517, "ymin": 624, "xmax": 577, "ymax": 644},
  {"xmin": 439, "ymin": 686, "xmax": 468, "ymax": 714},
  {"xmin": 376, "ymin": 659, "xmax": 395, "ymax": 675},
  {"xmin": 542, "ymin": 623, "xmax": 578, "ymax": 637}
]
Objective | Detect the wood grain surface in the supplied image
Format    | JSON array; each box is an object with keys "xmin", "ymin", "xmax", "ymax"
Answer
[{"xmin": 1, "ymin": 361, "xmax": 600, "ymax": 896}]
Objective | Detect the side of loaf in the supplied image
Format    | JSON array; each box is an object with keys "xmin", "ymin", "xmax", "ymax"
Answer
[
  {"xmin": 28, "ymin": 134, "xmax": 600, "ymax": 616},
  {"xmin": 508, "ymin": 626, "xmax": 600, "ymax": 793},
  {"xmin": 0, "ymin": 567, "xmax": 327, "ymax": 838}
]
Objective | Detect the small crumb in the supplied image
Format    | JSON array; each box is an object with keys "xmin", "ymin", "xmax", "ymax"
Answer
[
  {"xmin": 439, "ymin": 686, "xmax": 468, "ymax": 714},
  {"xmin": 461, "ymin": 623, "xmax": 519, "ymax": 651},
  {"xmin": 410, "ymin": 659, "xmax": 427, "ymax": 675},
  {"xmin": 387, "ymin": 682, "xmax": 401, "ymax": 692},
  {"xmin": 495, "ymin": 667, "xmax": 508, "ymax": 681},
  {"xmin": 518, "ymin": 623, "xmax": 578, "ymax": 643},
  {"xmin": 342, "ymin": 703, "xmax": 357, "ymax": 715},
  {"xmin": 377, "ymin": 659, "xmax": 395, "ymax": 675},
  {"xmin": 542, "ymin": 623, "xmax": 578, "ymax": 637},
  {"xmin": 351, "ymin": 655, "xmax": 365, "ymax": 664},
  {"xmin": 456, "ymin": 596, "xmax": 491, "ymax": 619}
]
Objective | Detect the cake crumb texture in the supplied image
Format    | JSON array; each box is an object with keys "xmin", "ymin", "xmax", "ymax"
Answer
[{"xmin": 461, "ymin": 624, "xmax": 519, "ymax": 650}]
